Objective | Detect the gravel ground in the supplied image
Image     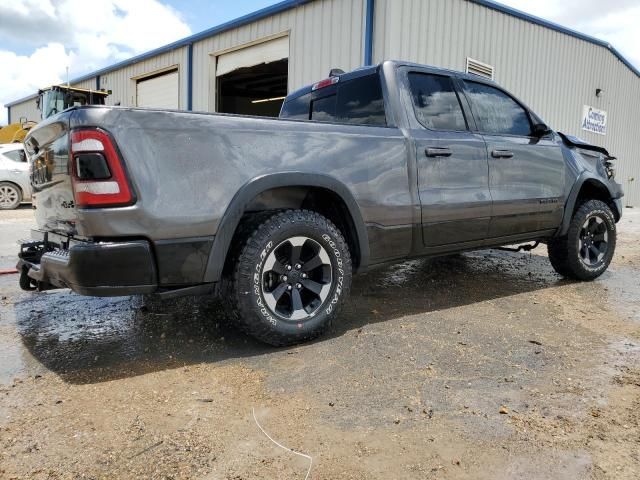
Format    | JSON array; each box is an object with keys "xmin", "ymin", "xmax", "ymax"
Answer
[{"xmin": 0, "ymin": 207, "xmax": 639, "ymax": 479}]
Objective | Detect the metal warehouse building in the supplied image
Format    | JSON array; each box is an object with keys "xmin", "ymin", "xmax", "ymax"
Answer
[{"xmin": 6, "ymin": 0, "xmax": 640, "ymax": 205}]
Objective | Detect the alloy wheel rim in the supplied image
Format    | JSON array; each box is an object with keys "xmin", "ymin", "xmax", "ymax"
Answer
[
  {"xmin": 261, "ymin": 236, "xmax": 333, "ymax": 321},
  {"xmin": 0, "ymin": 186, "xmax": 19, "ymax": 207},
  {"xmin": 578, "ymin": 215, "xmax": 609, "ymax": 266}
]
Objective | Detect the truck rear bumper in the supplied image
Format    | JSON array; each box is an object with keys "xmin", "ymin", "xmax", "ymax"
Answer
[{"xmin": 17, "ymin": 236, "xmax": 157, "ymax": 297}]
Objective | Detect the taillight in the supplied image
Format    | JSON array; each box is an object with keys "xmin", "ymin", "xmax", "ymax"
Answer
[{"xmin": 70, "ymin": 129, "xmax": 134, "ymax": 208}]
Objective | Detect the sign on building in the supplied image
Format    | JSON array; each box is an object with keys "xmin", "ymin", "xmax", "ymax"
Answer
[{"xmin": 582, "ymin": 105, "xmax": 607, "ymax": 136}]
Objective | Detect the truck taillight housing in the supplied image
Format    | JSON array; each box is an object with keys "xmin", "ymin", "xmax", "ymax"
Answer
[
  {"xmin": 312, "ymin": 76, "xmax": 339, "ymax": 91},
  {"xmin": 70, "ymin": 129, "xmax": 134, "ymax": 208}
]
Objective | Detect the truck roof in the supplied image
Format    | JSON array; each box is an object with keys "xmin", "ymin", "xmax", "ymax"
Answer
[
  {"xmin": 284, "ymin": 60, "xmax": 497, "ymax": 103},
  {"xmin": 284, "ymin": 64, "xmax": 380, "ymax": 102}
]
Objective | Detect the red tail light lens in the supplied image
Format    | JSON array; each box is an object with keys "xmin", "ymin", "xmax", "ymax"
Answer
[
  {"xmin": 70, "ymin": 129, "xmax": 134, "ymax": 208},
  {"xmin": 312, "ymin": 76, "xmax": 340, "ymax": 91}
]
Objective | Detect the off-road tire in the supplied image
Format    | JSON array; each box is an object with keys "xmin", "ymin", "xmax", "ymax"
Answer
[
  {"xmin": 548, "ymin": 199, "xmax": 616, "ymax": 281},
  {"xmin": 224, "ymin": 209, "xmax": 352, "ymax": 346},
  {"xmin": 0, "ymin": 182, "xmax": 22, "ymax": 210}
]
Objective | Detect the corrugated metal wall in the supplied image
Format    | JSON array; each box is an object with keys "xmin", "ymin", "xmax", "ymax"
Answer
[
  {"xmin": 373, "ymin": 0, "xmax": 640, "ymax": 206},
  {"xmin": 71, "ymin": 78, "xmax": 97, "ymax": 90},
  {"xmin": 191, "ymin": 0, "xmax": 366, "ymax": 112},
  {"xmin": 7, "ymin": 99, "xmax": 40, "ymax": 123},
  {"xmin": 98, "ymin": 47, "xmax": 188, "ymax": 109}
]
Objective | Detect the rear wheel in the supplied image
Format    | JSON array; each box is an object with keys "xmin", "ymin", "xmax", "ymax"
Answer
[
  {"xmin": 225, "ymin": 210, "xmax": 352, "ymax": 346},
  {"xmin": 548, "ymin": 199, "xmax": 616, "ymax": 280},
  {"xmin": 0, "ymin": 182, "xmax": 22, "ymax": 210}
]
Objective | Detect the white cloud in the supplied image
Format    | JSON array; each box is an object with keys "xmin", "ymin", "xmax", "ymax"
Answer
[
  {"xmin": 498, "ymin": 0, "xmax": 640, "ymax": 71},
  {"xmin": 0, "ymin": 0, "xmax": 191, "ymax": 124}
]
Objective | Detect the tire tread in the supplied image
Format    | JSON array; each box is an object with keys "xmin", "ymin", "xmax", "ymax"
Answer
[
  {"xmin": 224, "ymin": 209, "xmax": 352, "ymax": 346},
  {"xmin": 547, "ymin": 199, "xmax": 616, "ymax": 281}
]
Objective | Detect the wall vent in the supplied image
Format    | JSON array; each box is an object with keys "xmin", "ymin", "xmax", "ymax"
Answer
[{"xmin": 466, "ymin": 57, "xmax": 494, "ymax": 79}]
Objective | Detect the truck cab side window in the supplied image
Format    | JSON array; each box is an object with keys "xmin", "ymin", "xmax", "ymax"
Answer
[
  {"xmin": 463, "ymin": 81, "xmax": 532, "ymax": 136},
  {"xmin": 408, "ymin": 73, "xmax": 467, "ymax": 131}
]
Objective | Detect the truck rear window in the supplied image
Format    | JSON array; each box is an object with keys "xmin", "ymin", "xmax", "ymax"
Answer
[{"xmin": 280, "ymin": 74, "xmax": 386, "ymax": 126}]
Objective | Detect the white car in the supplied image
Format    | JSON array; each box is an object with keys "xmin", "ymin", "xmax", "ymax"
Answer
[{"xmin": 0, "ymin": 143, "xmax": 31, "ymax": 209}]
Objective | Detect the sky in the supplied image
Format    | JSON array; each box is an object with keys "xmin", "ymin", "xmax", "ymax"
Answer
[{"xmin": 1, "ymin": 0, "xmax": 639, "ymax": 125}]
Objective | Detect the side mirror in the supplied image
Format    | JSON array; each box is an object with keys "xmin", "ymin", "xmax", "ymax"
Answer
[{"xmin": 532, "ymin": 123, "xmax": 551, "ymax": 137}]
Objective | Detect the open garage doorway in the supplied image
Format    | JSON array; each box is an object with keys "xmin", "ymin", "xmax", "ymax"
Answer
[{"xmin": 215, "ymin": 36, "xmax": 289, "ymax": 117}]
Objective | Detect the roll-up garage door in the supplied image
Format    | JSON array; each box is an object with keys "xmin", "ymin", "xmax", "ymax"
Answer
[
  {"xmin": 136, "ymin": 69, "xmax": 179, "ymax": 109},
  {"xmin": 216, "ymin": 36, "xmax": 289, "ymax": 77}
]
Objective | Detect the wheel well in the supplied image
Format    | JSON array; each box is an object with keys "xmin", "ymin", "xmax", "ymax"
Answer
[
  {"xmin": 226, "ymin": 186, "xmax": 362, "ymax": 271},
  {"xmin": 574, "ymin": 179, "xmax": 619, "ymax": 221}
]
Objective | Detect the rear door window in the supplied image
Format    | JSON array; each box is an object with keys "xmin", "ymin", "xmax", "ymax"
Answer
[
  {"xmin": 462, "ymin": 81, "xmax": 532, "ymax": 136},
  {"xmin": 4, "ymin": 149, "xmax": 27, "ymax": 163},
  {"xmin": 408, "ymin": 73, "xmax": 467, "ymax": 131}
]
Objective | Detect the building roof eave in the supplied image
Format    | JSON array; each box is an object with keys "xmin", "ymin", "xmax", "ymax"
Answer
[{"xmin": 471, "ymin": 0, "xmax": 640, "ymax": 78}]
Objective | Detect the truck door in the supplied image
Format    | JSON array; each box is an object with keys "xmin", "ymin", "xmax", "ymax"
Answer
[
  {"xmin": 405, "ymin": 71, "xmax": 491, "ymax": 247},
  {"xmin": 460, "ymin": 80, "xmax": 566, "ymax": 237}
]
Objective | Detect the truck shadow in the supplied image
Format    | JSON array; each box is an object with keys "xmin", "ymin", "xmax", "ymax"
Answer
[{"xmin": 14, "ymin": 249, "xmax": 568, "ymax": 384}]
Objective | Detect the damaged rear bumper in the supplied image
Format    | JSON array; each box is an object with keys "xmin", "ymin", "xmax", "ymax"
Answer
[{"xmin": 17, "ymin": 230, "xmax": 157, "ymax": 296}]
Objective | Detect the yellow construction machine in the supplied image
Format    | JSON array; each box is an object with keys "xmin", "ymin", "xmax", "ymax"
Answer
[
  {"xmin": 1, "ymin": 85, "xmax": 110, "ymax": 144},
  {"xmin": 0, "ymin": 118, "xmax": 36, "ymax": 144}
]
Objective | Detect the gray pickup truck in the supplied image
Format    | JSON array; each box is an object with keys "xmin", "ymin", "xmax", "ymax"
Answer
[{"xmin": 18, "ymin": 60, "xmax": 623, "ymax": 346}]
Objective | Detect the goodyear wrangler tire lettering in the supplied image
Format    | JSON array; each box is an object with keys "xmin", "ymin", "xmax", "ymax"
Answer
[{"xmin": 225, "ymin": 210, "xmax": 352, "ymax": 347}]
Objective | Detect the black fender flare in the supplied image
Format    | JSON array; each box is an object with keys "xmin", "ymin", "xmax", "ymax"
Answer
[
  {"xmin": 558, "ymin": 172, "xmax": 623, "ymax": 236},
  {"xmin": 203, "ymin": 173, "xmax": 370, "ymax": 283}
]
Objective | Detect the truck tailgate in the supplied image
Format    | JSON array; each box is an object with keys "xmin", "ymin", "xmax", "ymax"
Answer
[{"xmin": 26, "ymin": 116, "xmax": 77, "ymax": 237}]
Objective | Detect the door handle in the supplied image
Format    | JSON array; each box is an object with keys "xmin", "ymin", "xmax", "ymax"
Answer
[
  {"xmin": 491, "ymin": 149, "xmax": 514, "ymax": 159},
  {"xmin": 425, "ymin": 147, "xmax": 453, "ymax": 158}
]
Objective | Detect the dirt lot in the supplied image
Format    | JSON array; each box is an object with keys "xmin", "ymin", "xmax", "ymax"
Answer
[{"xmin": 0, "ymin": 207, "xmax": 639, "ymax": 479}]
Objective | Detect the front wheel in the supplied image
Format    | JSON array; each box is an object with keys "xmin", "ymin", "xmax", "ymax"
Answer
[
  {"xmin": 548, "ymin": 199, "xmax": 617, "ymax": 280},
  {"xmin": 0, "ymin": 182, "xmax": 22, "ymax": 210},
  {"xmin": 225, "ymin": 210, "xmax": 352, "ymax": 346}
]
